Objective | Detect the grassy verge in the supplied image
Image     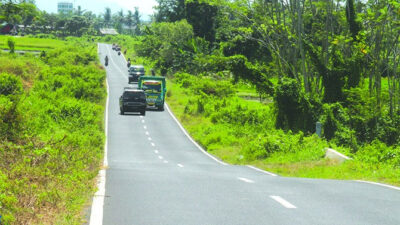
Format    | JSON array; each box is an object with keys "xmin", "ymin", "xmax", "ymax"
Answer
[
  {"xmin": 0, "ymin": 40, "xmax": 105, "ymax": 224},
  {"xmin": 166, "ymin": 73, "xmax": 400, "ymax": 187},
  {"xmin": 0, "ymin": 36, "xmax": 65, "ymax": 51}
]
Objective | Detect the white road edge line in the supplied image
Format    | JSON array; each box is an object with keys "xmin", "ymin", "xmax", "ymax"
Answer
[
  {"xmin": 270, "ymin": 196, "xmax": 297, "ymax": 209},
  {"xmin": 165, "ymin": 103, "xmax": 227, "ymax": 166},
  {"xmin": 177, "ymin": 164, "xmax": 184, "ymax": 168},
  {"xmin": 355, "ymin": 180, "xmax": 400, "ymax": 191},
  {"xmin": 238, "ymin": 177, "xmax": 255, "ymax": 183},
  {"xmin": 89, "ymin": 43, "xmax": 108, "ymax": 225},
  {"xmin": 246, "ymin": 165, "xmax": 278, "ymax": 177}
]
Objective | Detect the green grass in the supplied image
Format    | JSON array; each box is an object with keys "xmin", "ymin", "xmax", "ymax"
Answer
[{"xmin": 0, "ymin": 36, "xmax": 65, "ymax": 51}]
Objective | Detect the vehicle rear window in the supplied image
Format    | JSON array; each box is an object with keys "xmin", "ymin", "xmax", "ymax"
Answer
[
  {"xmin": 130, "ymin": 67, "xmax": 145, "ymax": 72},
  {"xmin": 123, "ymin": 91, "xmax": 145, "ymax": 100}
]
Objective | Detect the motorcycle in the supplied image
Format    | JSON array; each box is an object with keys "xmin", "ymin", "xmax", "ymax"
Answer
[
  {"xmin": 105, "ymin": 56, "xmax": 109, "ymax": 66},
  {"xmin": 118, "ymin": 51, "xmax": 121, "ymax": 56}
]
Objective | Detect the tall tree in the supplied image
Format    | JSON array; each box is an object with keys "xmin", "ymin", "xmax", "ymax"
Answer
[
  {"xmin": 154, "ymin": 0, "xmax": 185, "ymax": 22},
  {"xmin": 104, "ymin": 7, "xmax": 111, "ymax": 27}
]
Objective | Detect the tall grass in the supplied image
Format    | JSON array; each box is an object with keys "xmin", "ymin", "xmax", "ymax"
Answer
[{"xmin": 0, "ymin": 41, "xmax": 105, "ymax": 224}]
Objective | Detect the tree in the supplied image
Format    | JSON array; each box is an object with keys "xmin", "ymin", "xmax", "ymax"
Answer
[
  {"xmin": 20, "ymin": 2, "xmax": 38, "ymax": 28},
  {"xmin": 133, "ymin": 7, "xmax": 141, "ymax": 35},
  {"xmin": 154, "ymin": 0, "xmax": 185, "ymax": 22},
  {"xmin": 64, "ymin": 15, "xmax": 88, "ymax": 36},
  {"xmin": 185, "ymin": 0, "xmax": 218, "ymax": 43},
  {"xmin": 104, "ymin": 7, "xmax": 111, "ymax": 27}
]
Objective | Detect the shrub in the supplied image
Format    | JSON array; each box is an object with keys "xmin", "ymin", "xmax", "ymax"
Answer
[
  {"xmin": 7, "ymin": 37, "xmax": 15, "ymax": 54},
  {"xmin": 274, "ymin": 78, "xmax": 321, "ymax": 133}
]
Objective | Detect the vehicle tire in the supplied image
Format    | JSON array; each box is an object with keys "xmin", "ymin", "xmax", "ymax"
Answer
[
  {"xmin": 141, "ymin": 110, "xmax": 146, "ymax": 116},
  {"xmin": 159, "ymin": 104, "xmax": 164, "ymax": 111},
  {"xmin": 120, "ymin": 109, "xmax": 125, "ymax": 115}
]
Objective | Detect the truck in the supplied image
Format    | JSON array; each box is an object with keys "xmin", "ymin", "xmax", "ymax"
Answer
[{"xmin": 138, "ymin": 76, "xmax": 166, "ymax": 111}]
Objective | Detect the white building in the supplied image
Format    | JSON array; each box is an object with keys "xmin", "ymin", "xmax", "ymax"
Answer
[{"xmin": 58, "ymin": 2, "xmax": 73, "ymax": 14}]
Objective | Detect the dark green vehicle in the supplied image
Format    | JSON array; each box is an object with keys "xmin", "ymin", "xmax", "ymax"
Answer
[{"xmin": 119, "ymin": 87, "xmax": 146, "ymax": 115}]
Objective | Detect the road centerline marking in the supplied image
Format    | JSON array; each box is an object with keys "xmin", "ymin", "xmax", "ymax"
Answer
[
  {"xmin": 163, "ymin": 160, "xmax": 168, "ymax": 163},
  {"xmin": 141, "ymin": 120, "xmax": 145, "ymax": 123},
  {"xmin": 154, "ymin": 150, "xmax": 159, "ymax": 154},
  {"xmin": 238, "ymin": 177, "xmax": 255, "ymax": 183},
  {"xmin": 143, "ymin": 125, "xmax": 147, "ymax": 129},
  {"xmin": 145, "ymin": 131, "xmax": 150, "ymax": 136},
  {"xmin": 177, "ymin": 164, "xmax": 184, "ymax": 168},
  {"xmin": 151, "ymin": 142, "xmax": 155, "ymax": 147},
  {"xmin": 270, "ymin": 196, "xmax": 297, "ymax": 209},
  {"xmin": 148, "ymin": 137, "xmax": 152, "ymax": 141},
  {"xmin": 158, "ymin": 156, "xmax": 163, "ymax": 159}
]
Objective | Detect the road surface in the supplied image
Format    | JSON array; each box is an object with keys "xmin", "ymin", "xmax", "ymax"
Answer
[{"xmin": 94, "ymin": 43, "xmax": 400, "ymax": 225}]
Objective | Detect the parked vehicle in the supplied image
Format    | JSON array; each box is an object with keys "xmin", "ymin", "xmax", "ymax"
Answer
[
  {"xmin": 119, "ymin": 87, "xmax": 146, "ymax": 115},
  {"xmin": 128, "ymin": 65, "xmax": 145, "ymax": 83},
  {"xmin": 138, "ymin": 76, "xmax": 166, "ymax": 111}
]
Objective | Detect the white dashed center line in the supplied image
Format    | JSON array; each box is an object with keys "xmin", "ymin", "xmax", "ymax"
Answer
[
  {"xmin": 270, "ymin": 196, "xmax": 297, "ymax": 209},
  {"xmin": 145, "ymin": 131, "xmax": 150, "ymax": 136},
  {"xmin": 237, "ymin": 177, "xmax": 255, "ymax": 183},
  {"xmin": 177, "ymin": 164, "xmax": 184, "ymax": 168},
  {"xmin": 163, "ymin": 160, "xmax": 168, "ymax": 163},
  {"xmin": 141, "ymin": 120, "xmax": 145, "ymax": 123},
  {"xmin": 154, "ymin": 150, "xmax": 159, "ymax": 154},
  {"xmin": 148, "ymin": 137, "xmax": 152, "ymax": 141},
  {"xmin": 143, "ymin": 126, "xmax": 147, "ymax": 129},
  {"xmin": 151, "ymin": 142, "xmax": 155, "ymax": 147},
  {"xmin": 158, "ymin": 156, "xmax": 163, "ymax": 160}
]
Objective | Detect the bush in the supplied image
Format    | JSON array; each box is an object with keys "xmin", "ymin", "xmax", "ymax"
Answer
[
  {"xmin": 274, "ymin": 78, "xmax": 321, "ymax": 133},
  {"xmin": 7, "ymin": 37, "xmax": 15, "ymax": 54}
]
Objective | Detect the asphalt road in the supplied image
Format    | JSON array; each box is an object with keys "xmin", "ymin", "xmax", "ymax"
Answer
[{"xmin": 96, "ymin": 43, "xmax": 400, "ymax": 225}]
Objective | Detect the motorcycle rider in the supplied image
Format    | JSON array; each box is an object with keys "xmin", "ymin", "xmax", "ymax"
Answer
[
  {"xmin": 105, "ymin": 55, "xmax": 109, "ymax": 66},
  {"xmin": 127, "ymin": 58, "xmax": 131, "ymax": 68}
]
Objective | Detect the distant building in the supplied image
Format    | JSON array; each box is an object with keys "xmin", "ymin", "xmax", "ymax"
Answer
[
  {"xmin": 58, "ymin": 2, "xmax": 73, "ymax": 14},
  {"xmin": 99, "ymin": 28, "xmax": 119, "ymax": 35}
]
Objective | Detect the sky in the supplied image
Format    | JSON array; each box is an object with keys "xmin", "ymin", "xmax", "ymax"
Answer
[{"xmin": 34, "ymin": 0, "xmax": 158, "ymax": 20}]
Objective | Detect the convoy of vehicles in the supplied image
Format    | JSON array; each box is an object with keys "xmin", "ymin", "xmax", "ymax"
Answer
[
  {"xmin": 119, "ymin": 87, "xmax": 147, "ymax": 115},
  {"xmin": 128, "ymin": 65, "xmax": 145, "ymax": 83},
  {"xmin": 112, "ymin": 43, "xmax": 166, "ymax": 114},
  {"xmin": 138, "ymin": 76, "xmax": 166, "ymax": 111}
]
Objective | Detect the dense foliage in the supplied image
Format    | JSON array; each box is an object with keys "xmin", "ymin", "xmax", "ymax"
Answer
[
  {"xmin": 120, "ymin": 0, "xmax": 400, "ymax": 184},
  {"xmin": 0, "ymin": 43, "xmax": 105, "ymax": 224},
  {"xmin": 138, "ymin": 0, "xmax": 400, "ymax": 152}
]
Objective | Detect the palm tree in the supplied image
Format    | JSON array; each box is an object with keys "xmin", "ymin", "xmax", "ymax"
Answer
[{"xmin": 104, "ymin": 7, "xmax": 111, "ymax": 27}]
